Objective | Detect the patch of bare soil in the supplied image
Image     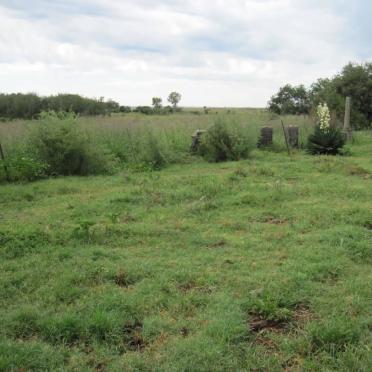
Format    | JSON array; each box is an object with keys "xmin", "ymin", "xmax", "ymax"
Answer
[
  {"xmin": 261, "ymin": 216, "xmax": 288, "ymax": 225},
  {"xmin": 207, "ymin": 239, "xmax": 227, "ymax": 248},
  {"xmin": 249, "ymin": 306, "xmax": 314, "ymax": 354},
  {"xmin": 123, "ymin": 321, "xmax": 146, "ymax": 351}
]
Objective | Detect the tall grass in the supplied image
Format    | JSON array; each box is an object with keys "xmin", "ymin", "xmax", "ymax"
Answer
[{"xmin": 0, "ymin": 109, "xmax": 314, "ymax": 181}]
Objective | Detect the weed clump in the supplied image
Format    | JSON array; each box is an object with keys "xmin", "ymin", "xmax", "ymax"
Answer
[
  {"xmin": 29, "ymin": 111, "xmax": 116, "ymax": 176},
  {"xmin": 199, "ymin": 117, "xmax": 255, "ymax": 162},
  {"xmin": 308, "ymin": 318, "xmax": 361, "ymax": 353}
]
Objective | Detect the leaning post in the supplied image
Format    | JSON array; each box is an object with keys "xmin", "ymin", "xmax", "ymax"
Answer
[{"xmin": 0, "ymin": 142, "xmax": 10, "ymax": 182}]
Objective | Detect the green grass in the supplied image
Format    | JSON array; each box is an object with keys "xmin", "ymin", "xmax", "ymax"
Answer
[
  {"xmin": 0, "ymin": 109, "xmax": 313, "ymax": 170},
  {"xmin": 0, "ymin": 113, "xmax": 371, "ymax": 370}
]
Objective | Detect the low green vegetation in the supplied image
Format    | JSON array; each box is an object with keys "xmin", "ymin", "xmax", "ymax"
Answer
[
  {"xmin": 0, "ymin": 115, "xmax": 371, "ymax": 369},
  {"xmin": 198, "ymin": 117, "xmax": 256, "ymax": 162}
]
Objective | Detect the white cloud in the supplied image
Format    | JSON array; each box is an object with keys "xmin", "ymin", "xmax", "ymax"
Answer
[{"xmin": 0, "ymin": 0, "xmax": 368, "ymax": 106}]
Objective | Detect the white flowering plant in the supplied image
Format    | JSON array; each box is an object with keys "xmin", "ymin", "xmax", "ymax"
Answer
[
  {"xmin": 317, "ymin": 103, "xmax": 331, "ymax": 131},
  {"xmin": 307, "ymin": 102, "xmax": 345, "ymax": 155}
]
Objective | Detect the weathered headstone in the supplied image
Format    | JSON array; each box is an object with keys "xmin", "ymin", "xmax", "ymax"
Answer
[
  {"xmin": 191, "ymin": 129, "xmax": 206, "ymax": 152},
  {"xmin": 287, "ymin": 126, "xmax": 299, "ymax": 148},
  {"xmin": 258, "ymin": 127, "xmax": 273, "ymax": 147},
  {"xmin": 343, "ymin": 96, "xmax": 352, "ymax": 140}
]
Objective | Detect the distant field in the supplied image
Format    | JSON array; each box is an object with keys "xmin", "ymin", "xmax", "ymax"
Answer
[{"xmin": 0, "ymin": 122, "xmax": 371, "ymax": 370}]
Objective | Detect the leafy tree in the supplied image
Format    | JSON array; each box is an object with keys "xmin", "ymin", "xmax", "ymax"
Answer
[
  {"xmin": 309, "ymin": 63, "xmax": 372, "ymax": 129},
  {"xmin": 334, "ymin": 63, "xmax": 372, "ymax": 129},
  {"xmin": 134, "ymin": 106, "xmax": 153, "ymax": 115},
  {"xmin": 167, "ymin": 92, "xmax": 181, "ymax": 109},
  {"xmin": 268, "ymin": 84, "xmax": 310, "ymax": 115},
  {"xmin": 119, "ymin": 106, "xmax": 132, "ymax": 113},
  {"xmin": 105, "ymin": 99, "xmax": 120, "ymax": 114},
  {"xmin": 152, "ymin": 97, "xmax": 162, "ymax": 112}
]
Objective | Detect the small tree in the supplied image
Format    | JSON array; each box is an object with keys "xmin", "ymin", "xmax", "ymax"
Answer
[
  {"xmin": 152, "ymin": 97, "xmax": 162, "ymax": 112},
  {"xmin": 268, "ymin": 84, "xmax": 310, "ymax": 115},
  {"xmin": 167, "ymin": 92, "xmax": 181, "ymax": 109}
]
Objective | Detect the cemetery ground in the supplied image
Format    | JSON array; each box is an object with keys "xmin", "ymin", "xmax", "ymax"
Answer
[{"xmin": 0, "ymin": 123, "xmax": 372, "ymax": 370}]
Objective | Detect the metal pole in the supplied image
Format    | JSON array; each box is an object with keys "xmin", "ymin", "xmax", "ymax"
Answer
[{"xmin": 281, "ymin": 120, "xmax": 292, "ymax": 158}]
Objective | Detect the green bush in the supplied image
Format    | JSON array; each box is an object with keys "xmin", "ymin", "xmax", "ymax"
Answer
[
  {"xmin": 1, "ymin": 154, "xmax": 48, "ymax": 182},
  {"xmin": 199, "ymin": 118, "xmax": 255, "ymax": 162},
  {"xmin": 30, "ymin": 111, "xmax": 116, "ymax": 176},
  {"xmin": 141, "ymin": 131, "xmax": 167, "ymax": 170},
  {"xmin": 134, "ymin": 106, "xmax": 153, "ymax": 115},
  {"xmin": 307, "ymin": 125, "xmax": 345, "ymax": 155}
]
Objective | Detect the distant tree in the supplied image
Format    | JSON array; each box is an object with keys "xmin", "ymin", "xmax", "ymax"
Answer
[
  {"xmin": 134, "ymin": 106, "xmax": 153, "ymax": 115},
  {"xmin": 167, "ymin": 92, "xmax": 182, "ymax": 109},
  {"xmin": 106, "ymin": 99, "xmax": 120, "ymax": 114},
  {"xmin": 268, "ymin": 84, "xmax": 310, "ymax": 115},
  {"xmin": 152, "ymin": 97, "xmax": 162, "ymax": 112},
  {"xmin": 309, "ymin": 78, "xmax": 342, "ymax": 108},
  {"xmin": 119, "ymin": 106, "xmax": 131, "ymax": 113}
]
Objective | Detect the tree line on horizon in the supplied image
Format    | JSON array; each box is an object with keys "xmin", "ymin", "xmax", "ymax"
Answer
[
  {"xmin": 268, "ymin": 62, "xmax": 372, "ymax": 129},
  {"xmin": 0, "ymin": 93, "xmax": 127, "ymax": 119},
  {"xmin": 0, "ymin": 91, "xmax": 183, "ymax": 120}
]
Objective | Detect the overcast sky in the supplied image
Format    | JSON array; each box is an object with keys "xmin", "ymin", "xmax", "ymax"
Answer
[{"xmin": 0, "ymin": 0, "xmax": 370, "ymax": 107}]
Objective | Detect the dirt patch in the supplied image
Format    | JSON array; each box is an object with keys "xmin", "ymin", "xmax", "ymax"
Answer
[
  {"xmin": 113, "ymin": 270, "xmax": 137, "ymax": 287},
  {"xmin": 261, "ymin": 216, "xmax": 288, "ymax": 225},
  {"xmin": 347, "ymin": 165, "xmax": 371, "ymax": 179},
  {"xmin": 249, "ymin": 305, "xmax": 314, "ymax": 340},
  {"xmin": 177, "ymin": 281, "xmax": 215, "ymax": 294},
  {"xmin": 180, "ymin": 327, "xmax": 189, "ymax": 337},
  {"xmin": 123, "ymin": 321, "xmax": 146, "ymax": 351},
  {"xmin": 249, "ymin": 315, "xmax": 287, "ymax": 333},
  {"xmin": 292, "ymin": 305, "xmax": 313, "ymax": 326},
  {"xmin": 207, "ymin": 240, "xmax": 227, "ymax": 248},
  {"xmin": 178, "ymin": 281, "xmax": 197, "ymax": 293},
  {"xmin": 282, "ymin": 357, "xmax": 303, "ymax": 372}
]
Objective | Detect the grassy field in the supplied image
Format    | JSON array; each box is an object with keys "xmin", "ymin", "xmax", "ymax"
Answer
[
  {"xmin": 0, "ymin": 110, "xmax": 312, "ymax": 172},
  {"xmin": 0, "ymin": 113, "xmax": 371, "ymax": 371}
]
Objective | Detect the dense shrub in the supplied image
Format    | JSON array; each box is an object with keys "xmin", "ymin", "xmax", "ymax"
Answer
[
  {"xmin": 199, "ymin": 118, "xmax": 255, "ymax": 162},
  {"xmin": 134, "ymin": 106, "xmax": 154, "ymax": 115},
  {"xmin": 141, "ymin": 132, "xmax": 167, "ymax": 170},
  {"xmin": 0, "ymin": 154, "xmax": 48, "ymax": 182},
  {"xmin": 29, "ymin": 111, "xmax": 116, "ymax": 176},
  {"xmin": 119, "ymin": 106, "xmax": 132, "ymax": 113},
  {"xmin": 307, "ymin": 125, "xmax": 345, "ymax": 155}
]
